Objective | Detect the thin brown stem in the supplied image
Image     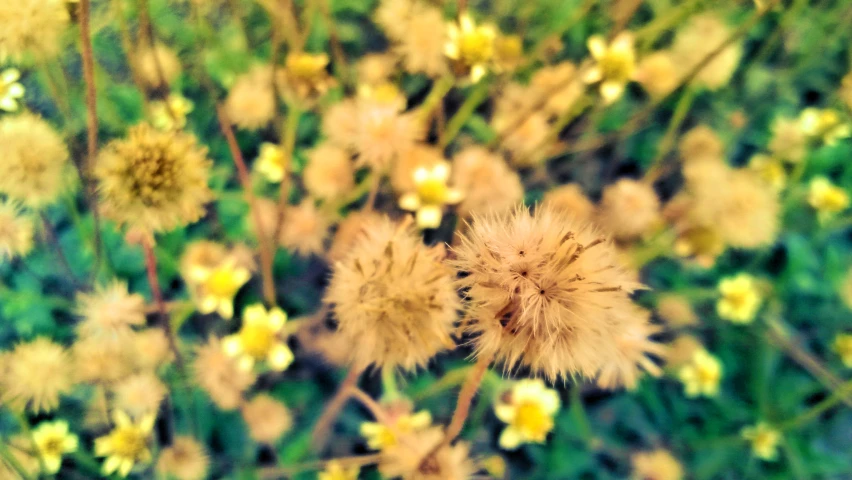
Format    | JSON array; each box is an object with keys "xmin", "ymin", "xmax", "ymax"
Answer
[
  {"xmin": 39, "ymin": 213, "xmax": 82, "ymax": 287},
  {"xmin": 317, "ymin": 0, "xmax": 349, "ymax": 87},
  {"xmin": 310, "ymin": 366, "xmax": 364, "ymax": 450},
  {"xmin": 258, "ymin": 453, "xmax": 382, "ymax": 479},
  {"xmin": 442, "ymin": 351, "xmax": 494, "ymax": 445},
  {"xmin": 273, "ymin": 105, "xmax": 302, "ymax": 242},
  {"xmin": 349, "ymin": 387, "xmax": 392, "ymax": 424},
  {"xmin": 215, "ymin": 104, "xmax": 277, "ymax": 307},
  {"xmin": 142, "ymin": 237, "xmax": 187, "ymax": 375}
]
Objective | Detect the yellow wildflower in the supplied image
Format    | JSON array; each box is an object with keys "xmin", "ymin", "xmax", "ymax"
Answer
[
  {"xmin": 717, "ymin": 274, "xmax": 762, "ymax": 324},
  {"xmin": 583, "ymin": 32, "xmax": 636, "ymax": 104},
  {"xmin": 741, "ymin": 423, "xmax": 781, "ymax": 461},
  {"xmin": 445, "ymin": 13, "xmax": 497, "ymax": 83},
  {"xmin": 186, "ymin": 258, "xmax": 251, "ymax": 319},
  {"xmin": 360, "ymin": 407, "xmax": 432, "ymax": 450},
  {"xmin": 748, "ymin": 154, "xmax": 785, "ymax": 191},
  {"xmin": 678, "ymin": 349, "xmax": 722, "ymax": 398},
  {"xmin": 798, "ymin": 108, "xmax": 851, "ymax": 146},
  {"xmin": 223, "ymin": 304, "xmax": 294, "ymax": 372},
  {"xmin": 318, "ymin": 461, "xmax": 360, "ymax": 480},
  {"xmin": 494, "ymin": 379, "xmax": 560, "ymax": 450},
  {"xmin": 281, "ymin": 51, "xmax": 334, "ymax": 104},
  {"xmin": 255, "ymin": 142, "xmax": 287, "ymax": 183},
  {"xmin": 808, "ymin": 176, "xmax": 849, "ymax": 221},
  {"xmin": 150, "ymin": 93, "xmax": 194, "ymax": 131},
  {"xmin": 398, "ymin": 162, "xmax": 463, "ymax": 229},
  {"xmin": 493, "ymin": 34, "xmax": 523, "ymax": 72},
  {"xmin": 32, "ymin": 420, "xmax": 78, "ymax": 474},
  {"xmin": 833, "ymin": 333, "xmax": 852, "ymax": 368},
  {"xmin": 94, "ymin": 411, "xmax": 155, "ymax": 478},
  {"xmin": 0, "ymin": 68, "xmax": 24, "ymax": 112}
]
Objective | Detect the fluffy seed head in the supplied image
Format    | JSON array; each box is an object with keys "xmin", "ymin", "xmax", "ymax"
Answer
[
  {"xmin": 379, "ymin": 427, "xmax": 475, "ymax": 480},
  {"xmin": 96, "ymin": 124, "xmax": 212, "ymax": 233},
  {"xmin": 1, "ymin": 338, "xmax": 74, "ymax": 413},
  {"xmin": 0, "ymin": 200, "xmax": 34, "ymax": 260},
  {"xmin": 241, "ymin": 394, "xmax": 293, "ymax": 443},
  {"xmin": 135, "ymin": 44, "xmax": 181, "ymax": 90},
  {"xmin": 451, "ymin": 205, "xmax": 649, "ymax": 383},
  {"xmin": 0, "ymin": 113, "xmax": 71, "ymax": 208},
  {"xmin": 76, "ymin": 281, "xmax": 147, "ymax": 348},
  {"xmin": 597, "ymin": 179, "xmax": 661, "ymax": 241},
  {"xmin": 304, "ymin": 143, "xmax": 355, "ymax": 200},
  {"xmin": 542, "ymin": 184, "xmax": 596, "ymax": 224},
  {"xmin": 193, "ymin": 338, "xmax": 257, "ymax": 410},
  {"xmin": 671, "ymin": 14, "xmax": 742, "ymax": 90},
  {"xmin": 325, "ymin": 216, "xmax": 459, "ymax": 371},
  {"xmin": 225, "ymin": 65, "xmax": 277, "ymax": 130},
  {"xmin": 112, "ymin": 372, "xmax": 167, "ymax": 418},
  {"xmin": 156, "ymin": 436, "xmax": 210, "ymax": 480},
  {"xmin": 451, "ymin": 146, "xmax": 523, "ymax": 218},
  {"xmin": 0, "ymin": 0, "xmax": 69, "ymax": 61},
  {"xmin": 394, "ymin": 3, "xmax": 448, "ymax": 77}
]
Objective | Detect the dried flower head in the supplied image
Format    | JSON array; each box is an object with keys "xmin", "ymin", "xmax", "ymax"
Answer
[
  {"xmin": 451, "ymin": 146, "xmax": 523, "ymax": 218},
  {"xmin": 583, "ymin": 32, "xmax": 636, "ymax": 104},
  {"xmin": 0, "ymin": 68, "xmax": 25, "ymax": 111},
  {"xmin": 597, "ymin": 179, "xmax": 661, "ymax": 241},
  {"xmin": 678, "ymin": 125, "xmax": 724, "ymax": 163},
  {"xmin": 75, "ymin": 281, "xmax": 146, "ymax": 347},
  {"xmin": 0, "ymin": 113, "xmax": 71, "ymax": 208},
  {"xmin": 494, "ymin": 379, "xmax": 560, "ymax": 449},
  {"xmin": 241, "ymin": 394, "xmax": 294, "ymax": 444},
  {"xmin": 96, "ymin": 124, "xmax": 212, "ymax": 233},
  {"xmin": 398, "ymin": 162, "xmax": 464, "ymax": 229},
  {"xmin": 395, "ymin": 2, "xmax": 448, "ymax": 77},
  {"xmin": 278, "ymin": 200, "xmax": 331, "ymax": 256},
  {"xmin": 655, "ymin": 294, "xmax": 699, "ymax": 328},
  {"xmin": 32, "ymin": 420, "xmax": 79, "ymax": 474},
  {"xmin": 156, "ymin": 436, "xmax": 210, "ymax": 480},
  {"xmin": 671, "ymin": 14, "xmax": 742, "ymax": 90},
  {"xmin": 741, "ymin": 423, "xmax": 781, "ymax": 461},
  {"xmin": 1, "ymin": 338, "xmax": 74, "ymax": 412},
  {"xmin": 445, "ymin": 13, "xmax": 497, "ymax": 83},
  {"xmin": 304, "ymin": 143, "xmax": 356, "ymax": 200},
  {"xmin": 0, "ymin": 199, "xmax": 34, "ymax": 260},
  {"xmin": 596, "ymin": 308, "xmax": 665, "ymax": 390},
  {"xmin": 135, "ymin": 43, "xmax": 181, "ymax": 90},
  {"xmin": 193, "ymin": 337, "xmax": 257, "ymax": 410},
  {"xmin": 95, "ymin": 411, "xmax": 155, "ymax": 478},
  {"xmin": 452, "ymin": 205, "xmax": 648, "ymax": 382},
  {"xmin": 112, "ymin": 372, "xmax": 167, "ymax": 418},
  {"xmin": 635, "ymin": 52, "xmax": 679, "ymax": 98},
  {"xmin": 530, "ymin": 62, "xmax": 584, "ymax": 119},
  {"xmin": 541, "ymin": 184, "xmax": 595, "ymax": 223},
  {"xmin": 631, "ymin": 449, "xmax": 683, "ymax": 480},
  {"xmin": 0, "ymin": 0, "xmax": 69, "ymax": 61},
  {"xmin": 131, "ymin": 328, "xmax": 174, "ymax": 372},
  {"xmin": 357, "ymin": 53, "xmax": 397, "ymax": 85},
  {"xmin": 225, "ymin": 65, "xmax": 276, "ymax": 130},
  {"xmin": 325, "ymin": 216, "xmax": 459, "ymax": 371},
  {"xmin": 73, "ymin": 336, "xmax": 136, "ymax": 385},
  {"xmin": 327, "ymin": 210, "xmax": 385, "ymax": 263},
  {"xmin": 497, "ymin": 111, "xmax": 551, "ymax": 168},
  {"xmin": 768, "ymin": 117, "xmax": 807, "ymax": 163},
  {"xmin": 379, "ymin": 427, "xmax": 475, "ymax": 480},
  {"xmin": 665, "ymin": 334, "xmax": 703, "ymax": 370}
]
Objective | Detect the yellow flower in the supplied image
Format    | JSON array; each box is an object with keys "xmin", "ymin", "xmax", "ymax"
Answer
[
  {"xmin": 0, "ymin": 68, "xmax": 24, "ymax": 112},
  {"xmin": 741, "ymin": 423, "xmax": 781, "ymax": 461},
  {"xmin": 494, "ymin": 379, "xmax": 560, "ymax": 450},
  {"xmin": 808, "ymin": 176, "xmax": 849, "ymax": 221},
  {"xmin": 833, "ymin": 333, "xmax": 852, "ymax": 368},
  {"xmin": 281, "ymin": 52, "xmax": 334, "ymax": 103},
  {"xmin": 445, "ymin": 13, "xmax": 497, "ymax": 83},
  {"xmin": 360, "ymin": 408, "xmax": 432, "ymax": 450},
  {"xmin": 187, "ymin": 258, "xmax": 251, "ymax": 319},
  {"xmin": 223, "ymin": 304, "xmax": 294, "ymax": 372},
  {"xmin": 678, "ymin": 349, "xmax": 722, "ymax": 398},
  {"xmin": 748, "ymin": 154, "xmax": 786, "ymax": 191},
  {"xmin": 32, "ymin": 420, "xmax": 78, "ymax": 474},
  {"xmin": 798, "ymin": 108, "xmax": 851, "ymax": 145},
  {"xmin": 493, "ymin": 34, "xmax": 523, "ymax": 72},
  {"xmin": 150, "ymin": 93, "xmax": 194, "ymax": 131},
  {"xmin": 318, "ymin": 461, "xmax": 360, "ymax": 480},
  {"xmin": 716, "ymin": 274, "xmax": 762, "ymax": 324},
  {"xmin": 255, "ymin": 143, "xmax": 287, "ymax": 183},
  {"xmin": 94, "ymin": 411, "xmax": 155, "ymax": 478},
  {"xmin": 398, "ymin": 162, "xmax": 463, "ymax": 229},
  {"xmin": 583, "ymin": 32, "xmax": 636, "ymax": 104}
]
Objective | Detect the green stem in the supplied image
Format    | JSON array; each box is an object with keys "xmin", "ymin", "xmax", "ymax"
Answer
[
  {"xmin": 780, "ymin": 378, "xmax": 852, "ymax": 431},
  {"xmin": 569, "ymin": 387, "xmax": 594, "ymax": 446},
  {"xmin": 273, "ymin": 104, "xmax": 303, "ymax": 241},
  {"xmin": 381, "ymin": 368, "xmax": 400, "ymax": 401},
  {"xmin": 645, "ymin": 84, "xmax": 699, "ymax": 183},
  {"xmin": 439, "ymin": 80, "xmax": 491, "ymax": 149},
  {"xmin": 417, "ymin": 75, "xmax": 455, "ymax": 124}
]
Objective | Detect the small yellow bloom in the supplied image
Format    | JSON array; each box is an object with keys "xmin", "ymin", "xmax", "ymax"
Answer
[
  {"xmin": 150, "ymin": 93, "xmax": 194, "ymax": 130},
  {"xmin": 0, "ymin": 68, "xmax": 25, "ymax": 112},
  {"xmin": 445, "ymin": 13, "xmax": 497, "ymax": 83},
  {"xmin": 673, "ymin": 225, "xmax": 725, "ymax": 269},
  {"xmin": 398, "ymin": 162, "xmax": 463, "ymax": 229},
  {"xmin": 741, "ymin": 422, "xmax": 781, "ymax": 461},
  {"xmin": 360, "ymin": 408, "xmax": 431, "ymax": 450},
  {"xmin": 494, "ymin": 379, "xmax": 560, "ymax": 450},
  {"xmin": 187, "ymin": 258, "xmax": 251, "ymax": 319},
  {"xmin": 223, "ymin": 304, "xmax": 294, "ymax": 372},
  {"xmin": 808, "ymin": 176, "xmax": 849, "ymax": 221},
  {"xmin": 32, "ymin": 420, "xmax": 78, "ymax": 474},
  {"xmin": 583, "ymin": 32, "xmax": 636, "ymax": 104},
  {"xmin": 717, "ymin": 274, "xmax": 762, "ymax": 324},
  {"xmin": 318, "ymin": 460, "xmax": 360, "ymax": 480},
  {"xmin": 748, "ymin": 154, "xmax": 786, "ymax": 191},
  {"xmin": 493, "ymin": 34, "xmax": 523, "ymax": 72},
  {"xmin": 94, "ymin": 411, "xmax": 155, "ymax": 478},
  {"xmin": 282, "ymin": 52, "xmax": 334, "ymax": 103},
  {"xmin": 798, "ymin": 108, "xmax": 851, "ymax": 146},
  {"xmin": 833, "ymin": 333, "xmax": 852, "ymax": 368},
  {"xmin": 678, "ymin": 349, "xmax": 722, "ymax": 398},
  {"xmin": 255, "ymin": 143, "xmax": 287, "ymax": 183},
  {"xmin": 358, "ymin": 82, "xmax": 406, "ymax": 112}
]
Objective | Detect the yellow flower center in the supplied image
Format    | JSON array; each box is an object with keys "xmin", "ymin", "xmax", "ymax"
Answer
[
  {"xmin": 515, "ymin": 402, "xmax": 552, "ymax": 440},
  {"xmin": 205, "ymin": 268, "xmax": 242, "ymax": 298},
  {"xmin": 287, "ymin": 53, "xmax": 329, "ymax": 80},
  {"xmin": 723, "ymin": 289, "xmax": 751, "ymax": 312},
  {"xmin": 600, "ymin": 53, "xmax": 634, "ymax": 83},
  {"xmin": 239, "ymin": 324, "xmax": 277, "ymax": 360},
  {"xmin": 111, "ymin": 426, "xmax": 148, "ymax": 459},
  {"xmin": 417, "ymin": 177, "xmax": 451, "ymax": 205},
  {"xmin": 40, "ymin": 436, "xmax": 66, "ymax": 456},
  {"xmin": 697, "ymin": 364, "xmax": 719, "ymax": 386},
  {"xmin": 458, "ymin": 30, "xmax": 494, "ymax": 65}
]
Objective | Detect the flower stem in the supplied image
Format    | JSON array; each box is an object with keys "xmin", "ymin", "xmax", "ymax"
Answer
[
  {"xmin": 439, "ymin": 80, "xmax": 491, "ymax": 149},
  {"xmin": 644, "ymin": 84, "xmax": 698, "ymax": 183},
  {"xmin": 273, "ymin": 104, "xmax": 302, "ymax": 242},
  {"xmin": 258, "ymin": 453, "xmax": 382, "ymax": 479},
  {"xmin": 443, "ymin": 351, "xmax": 494, "ymax": 444},
  {"xmin": 779, "ymin": 377, "xmax": 852, "ymax": 431},
  {"xmin": 142, "ymin": 237, "xmax": 187, "ymax": 377},
  {"xmin": 310, "ymin": 365, "xmax": 365, "ymax": 450}
]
